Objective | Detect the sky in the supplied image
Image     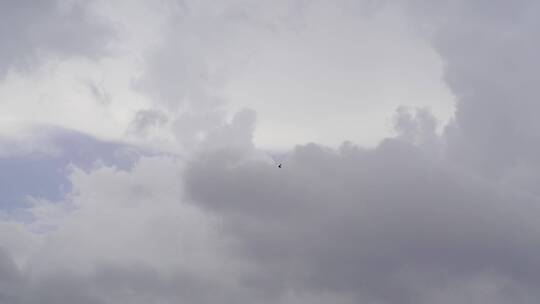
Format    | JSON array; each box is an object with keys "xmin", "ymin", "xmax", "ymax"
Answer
[{"xmin": 1, "ymin": 0, "xmax": 540, "ymax": 303}]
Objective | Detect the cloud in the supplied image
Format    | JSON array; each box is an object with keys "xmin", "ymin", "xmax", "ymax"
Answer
[
  {"xmin": 0, "ymin": 0, "xmax": 114, "ymax": 76},
  {"xmin": 0, "ymin": 126, "xmax": 141, "ymax": 211},
  {"xmin": 0, "ymin": 155, "xmax": 268, "ymax": 303},
  {"xmin": 131, "ymin": 0, "xmax": 310, "ymax": 151},
  {"xmin": 0, "ymin": 248, "xmax": 23, "ymax": 303},
  {"xmin": 184, "ymin": 136, "xmax": 540, "ymax": 303},
  {"xmin": 402, "ymin": 0, "xmax": 540, "ymax": 189},
  {"xmin": 127, "ymin": 109, "xmax": 168, "ymax": 136},
  {"xmin": 2, "ymin": 1, "xmax": 540, "ymax": 303},
  {"xmin": 4, "ymin": 121, "xmax": 538, "ymax": 303},
  {"xmin": 223, "ymin": 0, "xmax": 455, "ymax": 149}
]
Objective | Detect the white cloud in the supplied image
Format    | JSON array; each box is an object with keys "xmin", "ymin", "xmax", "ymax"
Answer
[{"xmin": 223, "ymin": 1, "xmax": 455, "ymax": 149}]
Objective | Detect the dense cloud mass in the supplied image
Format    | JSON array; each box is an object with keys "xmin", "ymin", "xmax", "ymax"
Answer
[
  {"xmin": 2, "ymin": 0, "xmax": 540, "ymax": 303},
  {"xmin": 0, "ymin": 0, "xmax": 113, "ymax": 76}
]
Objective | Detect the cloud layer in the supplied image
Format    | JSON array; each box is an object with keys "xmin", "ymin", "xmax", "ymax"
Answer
[
  {"xmin": 0, "ymin": 0, "xmax": 113, "ymax": 76},
  {"xmin": 2, "ymin": 0, "xmax": 540, "ymax": 303}
]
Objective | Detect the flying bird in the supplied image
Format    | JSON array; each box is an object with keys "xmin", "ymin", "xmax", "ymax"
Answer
[{"xmin": 278, "ymin": 163, "xmax": 282, "ymax": 168}]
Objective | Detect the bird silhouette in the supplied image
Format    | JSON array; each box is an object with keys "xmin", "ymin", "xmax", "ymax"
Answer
[{"xmin": 278, "ymin": 163, "xmax": 282, "ymax": 168}]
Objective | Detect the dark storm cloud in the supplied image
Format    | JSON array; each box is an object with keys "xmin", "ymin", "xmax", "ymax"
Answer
[
  {"xmin": 184, "ymin": 136, "xmax": 540, "ymax": 303},
  {"xmin": 0, "ymin": 0, "xmax": 114, "ymax": 76},
  {"xmin": 180, "ymin": 1, "xmax": 540, "ymax": 302}
]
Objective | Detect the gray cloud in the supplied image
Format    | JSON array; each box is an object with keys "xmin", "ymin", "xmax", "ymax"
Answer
[
  {"xmin": 133, "ymin": 0, "xmax": 310, "ymax": 147},
  {"xmin": 0, "ymin": 0, "xmax": 114, "ymax": 76},
  {"xmin": 403, "ymin": 0, "xmax": 540, "ymax": 189},
  {"xmin": 0, "ymin": 249, "xmax": 22, "ymax": 303},
  {"xmin": 184, "ymin": 137, "xmax": 540, "ymax": 303},
  {"xmin": 2, "ymin": 1, "xmax": 540, "ymax": 303},
  {"xmin": 127, "ymin": 109, "xmax": 168, "ymax": 136},
  {"xmin": 179, "ymin": 2, "xmax": 540, "ymax": 302}
]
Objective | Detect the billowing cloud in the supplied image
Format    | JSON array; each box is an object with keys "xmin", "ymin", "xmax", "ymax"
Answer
[
  {"xmin": 223, "ymin": 1, "xmax": 455, "ymax": 149},
  {"xmin": 184, "ymin": 126, "xmax": 540, "ymax": 303},
  {"xmin": 2, "ymin": 0, "xmax": 540, "ymax": 303},
  {"xmin": 401, "ymin": 0, "xmax": 540, "ymax": 182}
]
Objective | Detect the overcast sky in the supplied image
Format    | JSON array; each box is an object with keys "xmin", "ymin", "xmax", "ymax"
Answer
[{"xmin": 1, "ymin": 0, "xmax": 540, "ymax": 303}]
